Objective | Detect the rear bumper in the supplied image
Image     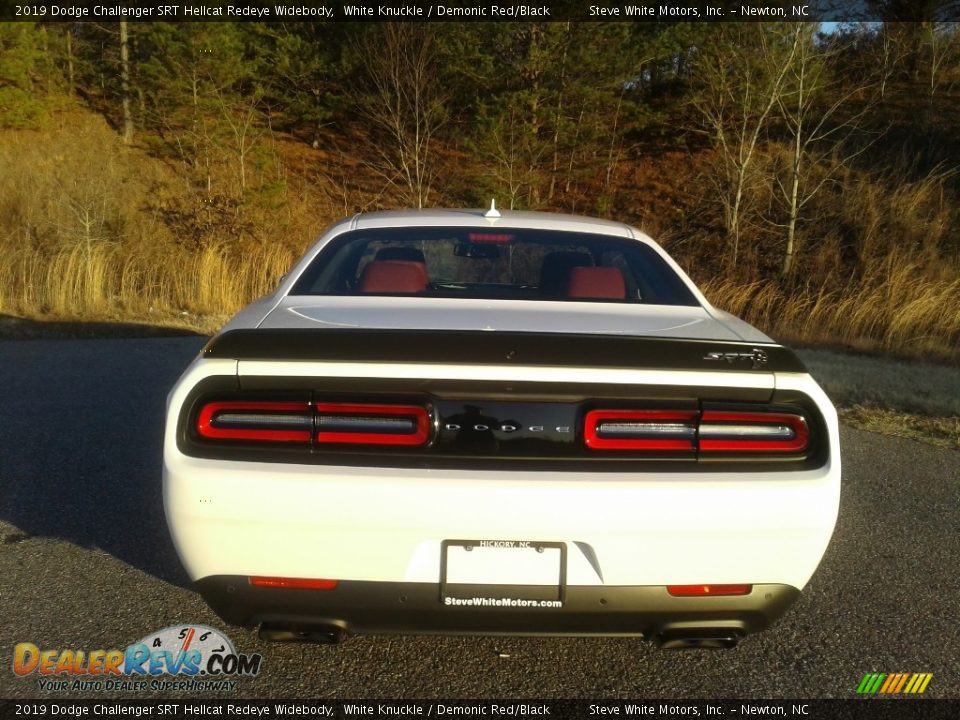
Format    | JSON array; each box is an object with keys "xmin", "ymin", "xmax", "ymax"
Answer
[
  {"xmin": 165, "ymin": 456, "xmax": 840, "ymax": 589},
  {"xmin": 196, "ymin": 576, "xmax": 800, "ymax": 641}
]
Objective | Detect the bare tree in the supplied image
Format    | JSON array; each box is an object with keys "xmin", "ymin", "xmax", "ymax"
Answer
[
  {"xmin": 876, "ymin": 23, "xmax": 910, "ymax": 99},
  {"xmin": 772, "ymin": 25, "xmax": 877, "ymax": 275},
  {"xmin": 357, "ymin": 24, "xmax": 447, "ymax": 208},
  {"xmin": 693, "ymin": 25, "xmax": 801, "ymax": 269},
  {"xmin": 925, "ymin": 21, "xmax": 960, "ymax": 101},
  {"xmin": 218, "ymin": 88, "xmax": 263, "ymax": 195},
  {"xmin": 487, "ymin": 106, "xmax": 540, "ymax": 209}
]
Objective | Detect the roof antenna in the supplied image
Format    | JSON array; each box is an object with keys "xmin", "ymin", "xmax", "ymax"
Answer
[{"xmin": 484, "ymin": 198, "xmax": 501, "ymax": 219}]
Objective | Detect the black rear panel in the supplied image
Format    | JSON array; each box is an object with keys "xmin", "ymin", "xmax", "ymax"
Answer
[
  {"xmin": 177, "ymin": 376, "xmax": 829, "ymax": 473},
  {"xmin": 185, "ymin": 330, "xmax": 825, "ymax": 471},
  {"xmin": 203, "ymin": 329, "xmax": 806, "ymax": 373}
]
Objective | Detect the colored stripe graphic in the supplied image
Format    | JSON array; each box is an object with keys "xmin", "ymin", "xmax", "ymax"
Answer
[
  {"xmin": 904, "ymin": 673, "xmax": 933, "ymax": 694},
  {"xmin": 878, "ymin": 674, "xmax": 896, "ymax": 693},
  {"xmin": 856, "ymin": 673, "xmax": 886, "ymax": 694},
  {"xmin": 857, "ymin": 672, "xmax": 932, "ymax": 694}
]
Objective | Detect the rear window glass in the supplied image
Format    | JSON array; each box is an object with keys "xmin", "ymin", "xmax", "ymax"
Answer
[{"xmin": 290, "ymin": 227, "xmax": 700, "ymax": 306}]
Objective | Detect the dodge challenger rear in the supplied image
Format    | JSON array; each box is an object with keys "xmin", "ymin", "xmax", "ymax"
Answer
[{"xmin": 163, "ymin": 209, "xmax": 840, "ymax": 648}]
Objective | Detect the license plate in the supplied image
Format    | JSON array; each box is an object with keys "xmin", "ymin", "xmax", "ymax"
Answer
[{"xmin": 441, "ymin": 540, "xmax": 565, "ymax": 602}]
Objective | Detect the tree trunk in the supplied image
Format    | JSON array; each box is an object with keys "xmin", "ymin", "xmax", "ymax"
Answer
[
  {"xmin": 119, "ymin": 20, "xmax": 134, "ymax": 145},
  {"xmin": 783, "ymin": 166, "xmax": 800, "ymax": 276},
  {"xmin": 548, "ymin": 23, "xmax": 570, "ymax": 202},
  {"xmin": 728, "ymin": 172, "xmax": 744, "ymax": 269},
  {"xmin": 66, "ymin": 29, "xmax": 75, "ymax": 95}
]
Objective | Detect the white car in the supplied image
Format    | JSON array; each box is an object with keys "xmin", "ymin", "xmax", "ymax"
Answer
[{"xmin": 163, "ymin": 208, "xmax": 840, "ymax": 649}]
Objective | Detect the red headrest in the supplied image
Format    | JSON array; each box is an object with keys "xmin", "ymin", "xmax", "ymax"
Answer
[
  {"xmin": 358, "ymin": 260, "xmax": 428, "ymax": 294},
  {"xmin": 567, "ymin": 266, "xmax": 626, "ymax": 300}
]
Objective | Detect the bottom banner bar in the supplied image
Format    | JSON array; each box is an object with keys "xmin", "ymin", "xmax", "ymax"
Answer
[{"xmin": 0, "ymin": 699, "xmax": 957, "ymax": 720}]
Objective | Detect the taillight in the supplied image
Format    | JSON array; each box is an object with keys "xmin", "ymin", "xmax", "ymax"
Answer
[
  {"xmin": 250, "ymin": 577, "xmax": 338, "ymax": 590},
  {"xmin": 583, "ymin": 407, "xmax": 810, "ymax": 455},
  {"xmin": 584, "ymin": 410, "xmax": 698, "ymax": 451},
  {"xmin": 699, "ymin": 411, "xmax": 808, "ymax": 454},
  {"xmin": 315, "ymin": 403, "xmax": 430, "ymax": 446},
  {"xmin": 197, "ymin": 401, "xmax": 313, "ymax": 442},
  {"xmin": 667, "ymin": 584, "xmax": 752, "ymax": 597},
  {"xmin": 195, "ymin": 400, "xmax": 431, "ymax": 446}
]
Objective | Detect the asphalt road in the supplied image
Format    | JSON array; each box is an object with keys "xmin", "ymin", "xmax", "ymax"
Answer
[{"xmin": 0, "ymin": 337, "xmax": 958, "ymax": 699}]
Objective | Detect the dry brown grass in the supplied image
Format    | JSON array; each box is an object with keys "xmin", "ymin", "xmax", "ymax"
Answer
[
  {"xmin": 0, "ymin": 109, "xmax": 326, "ymax": 329},
  {"xmin": 839, "ymin": 405, "xmax": 960, "ymax": 450},
  {"xmin": 701, "ymin": 255, "xmax": 960, "ymax": 363},
  {"xmin": 0, "ymin": 242, "xmax": 297, "ymax": 326}
]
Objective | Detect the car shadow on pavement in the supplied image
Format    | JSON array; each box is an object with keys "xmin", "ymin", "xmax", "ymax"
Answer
[
  {"xmin": 0, "ymin": 330, "xmax": 210, "ymax": 589},
  {"xmin": 0, "ymin": 313, "xmax": 206, "ymax": 341}
]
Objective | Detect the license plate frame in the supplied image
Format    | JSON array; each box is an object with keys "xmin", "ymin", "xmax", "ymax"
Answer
[{"xmin": 440, "ymin": 540, "xmax": 566, "ymax": 602}]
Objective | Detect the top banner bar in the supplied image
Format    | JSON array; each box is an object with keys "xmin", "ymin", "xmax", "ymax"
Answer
[{"xmin": 2, "ymin": 0, "xmax": 960, "ymax": 23}]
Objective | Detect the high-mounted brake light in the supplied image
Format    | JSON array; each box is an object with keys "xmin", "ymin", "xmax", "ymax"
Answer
[
  {"xmin": 249, "ymin": 577, "xmax": 338, "ymax": 590},
  {"xmin": 315, "ymin": 403, "xmax": 430, "ymax": 446},
  {"xmin": 584, "ymin": 410, "xmax": 698, "ymax": 451},
  {"xmin": 197, "ymin": 401, "xmax": 313, "ymax": 442},
  {"xmin": 468, "ymin": 232, "xmax": 515, "ymax": 243},
  {"xmin": 667, "ymin": 584, "xmax": 752, "ymax": 597}
]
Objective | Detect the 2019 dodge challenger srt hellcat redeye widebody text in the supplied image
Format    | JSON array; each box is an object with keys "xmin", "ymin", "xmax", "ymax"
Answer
[{"xmin": 164, "ymin": 207, "xmax": 840, "ymax": 648}]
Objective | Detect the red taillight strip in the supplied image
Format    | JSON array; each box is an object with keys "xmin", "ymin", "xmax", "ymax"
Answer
[
  {"xmin": 584, "ymin": 408, "xmax": 810, "ymax": 455},
  {"xmin": 196, "ymin": 400, "xmax": 432, "ymax": 446},
  {"xmin": 667, "ymin": 584, "xmax": 752, "ymax": 597},
  {"xmin": 314, "ymin": 403, "xmax": 430, "ymax": 446},
  {"xmin": 197, "ymin": 401, "xmax": 313, "ymax": 442},
  {"xmin": 699, "ymin": 411, "xmax": 808, "ymax": 453},
  {"xmin": 249, "ymin": 576, "xmax": 338, "ymax": 590},
  {"xmin": 584, "ymin": 410, "xmax": 699, "ymax": 451}
]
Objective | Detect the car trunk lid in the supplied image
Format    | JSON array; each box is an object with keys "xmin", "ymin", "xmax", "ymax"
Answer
[{"xmin": 256, "ymin": 296, "xmax": 747, "ymax": 341}]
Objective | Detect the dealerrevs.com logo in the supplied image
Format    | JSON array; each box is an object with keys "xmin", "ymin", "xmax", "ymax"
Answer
[{"xmin": 12, "ymin": 625, "xmax": 262, "ymax": 693}]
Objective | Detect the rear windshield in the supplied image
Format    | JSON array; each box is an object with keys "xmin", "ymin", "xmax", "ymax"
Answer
[{"xmin": 290, "ymin": 227, "xmax": 700, "ymax": 306}]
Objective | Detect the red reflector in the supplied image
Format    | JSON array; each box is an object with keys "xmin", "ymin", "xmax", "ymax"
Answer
[
  {"xmin": 667, "ymin": 584, "xmax": 752, "ymax": 597},
  {"xmin": 315, "ymin": 403, "xmax": 430, "ymax": 446},
  {"xmin": 249, "ymin": 577, "xmax": 338, "ymax": 590},
  {"xmin": 699, "ymin": 411, "xmax": 809, "ymax": 453},
  {"xmin": 584, "ymin": 410, "xmax": 698, "ymax": 451},
  {"xmin": 197, "ymin": 401, "xmax": 312, "ymax": 442}
]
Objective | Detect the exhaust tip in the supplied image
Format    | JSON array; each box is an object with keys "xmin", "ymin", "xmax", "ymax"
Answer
[
  {"xmin": 259, "ymin": 623, "xmax": 346, "ymax": 645},
  {"xmin": 654, "ymin": 628, "xmax": 742, "ymax": 650}
]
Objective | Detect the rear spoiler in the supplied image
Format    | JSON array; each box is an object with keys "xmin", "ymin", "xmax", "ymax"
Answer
[{"xmin": 203, "ymin": 329, "xmax": 807, "ymax": 373}]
